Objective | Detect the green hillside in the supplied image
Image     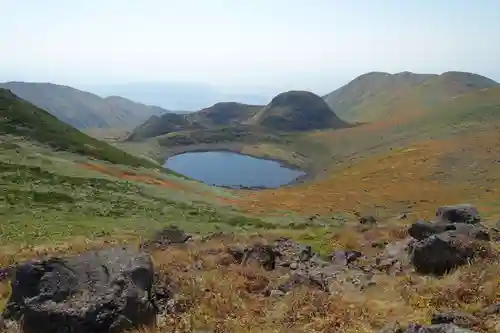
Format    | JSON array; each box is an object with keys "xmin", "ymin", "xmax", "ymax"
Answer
[
  {"xmin": 0, "ymin": 82, "xmax": 168, "ymax": 129},
  {"xmin": 0, "ymin": 89, "xmax": 160, "ymax": 168},
  {"xmin": 186, "ymin": 102, "xmax": 264, "ymax": 126},
  {"xmin": 126, "ymin": 112, "xmax": 205, "ymax": 141},
  {"xmin": 324, "ymin": 71, "xmax": 499, "ymax": 122},
  {"xmin": 250, "ymin": 90, "xmax": 349, "ymax": 131}
]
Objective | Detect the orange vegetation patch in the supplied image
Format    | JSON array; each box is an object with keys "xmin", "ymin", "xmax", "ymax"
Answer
[
  {"xmin": 77, "ymin": 163, "xmax": 240, "ymax": 205},
  {"xmin": 78, "ymin": 163, "xmax": 190, "ymax": 191},
  {"xmin": 239, "ymin": 131, "xmax": 500, "ymax": 219}
]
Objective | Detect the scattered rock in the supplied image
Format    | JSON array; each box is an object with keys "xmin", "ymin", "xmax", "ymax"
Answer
[
  {"xmin": 268, "ymin": 289, "xmax": 286, "ymax": 297},
  {"xmin": 3, "ymin": 246, "xmax": 157, "ymax": 333},
  {"xmin": 409, "ymin": 221, "xmax": 490, "ymax": 241},
  {"xmin": 330, "ymin": 250, "xmax": 363, "ymax": 266},
  {"xmin": 431, "ymin": 312, "xmax": 479, "ymax": 328},
  {"xmin": 142, "ymin": 226, "xmax": 192, "ymax": 249},
  {"xmin": 277, "ymin": 266, "xmax": 338, "ymax": 293},
  {"xmin": 165, "ymin": 297, "xmax": 191, "ymax": 315},
  {"xmin": 481, "ymin": 302, "xmax": 500, "ymax": 315},
  {"xmin": 409, "ymin": 220, "xmax": 448, "ymax": 240},
  {"xmin": 359, "ymin": 215, "xmax": 377, "ymax": 225},
  {"xmin": 227, "ymin": 247, "xmax": 245, "ymax": 263},
  {"xmin": 375, "ymin": 237, "xmax": 414, "ymax": 274},
  {"xmin": 397, "ymin": 213, "xmax": 409, "ymax": 220},
  {"xmin": 436, "ymin": 204, "xmax": 480, "ymax": 224},
  {"xmin": 409, "ymin": 230, "xmax": 488, "ymax": 275},
  {"xmin": 492, "ymin": 220, "xmax": 500, "ymax": 232},
  {"xmin": 241, "ymin": 244, "xmax": 280, "ymax": 271},
  {"xmin": 380, "ymin": 323, "xmax": 478, "ymax": 333}
]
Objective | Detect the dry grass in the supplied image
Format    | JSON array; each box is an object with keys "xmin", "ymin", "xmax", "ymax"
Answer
[
  {"xmin": 239, "ymin": 129, "xmax": 500, "ymax": 222},
  {"xmin": 144, "ymin": 231, "xmax": 500, "ymax": 333},
  {"xmin": 0, "ymin": 225, "xmax": 498, "ymax": 333}
]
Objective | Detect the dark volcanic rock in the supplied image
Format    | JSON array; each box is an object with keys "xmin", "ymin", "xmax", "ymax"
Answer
[
  {"xmin": 409, "ymin": 221, "xmax": 490, "ymax": 241},
  {"xmin": 330, "ymin": 250, "xmax": 363, "ymax": 266},
  {"xmin": 142, "ymin": 226, "xmax": 192, "ymax": 249},
  {"xmin": 380, "ymin": 322, "xmax": 478, "ymax": 333},
  {"xmin": 482, "ymin": 302, "xmax": 500, "ymax": 315},
  {"xmin": 375, "ymin": 237, "xmax": 414, "ymax": 274},
  {"xmin": 241, "ymin": 244, "xmax": 280, "ymax": 271},
  {"xmin": 277, "ymin": 265, "xmax": 339, "ymax": 293},
  {"xmin": 3, "ymin": 246, "xmax": 157, "ymax": 333},
  {"xmin": 274, "ymin": 237, "xmax": 313, "ymax": 263},
  {"xmin": 227, "ymin": 247, "xmax": 245, "ymax": 263},
  {"xmin": 431, "ymin": 312, "xmax": 479, "ymax": 328},
  {"xmin": 359, "ymin": 215, "xmax": 377, "ymax": 225},
  {"xmin": 409, "ymin": 230, "xmax": 488, "ymax": 275},
  {"xmin": 436, "ymin": 204, "xmax": 480, "ymax": 224},
  {"xmin": 409, "ymin": 220, "xmax": 448, "ymax": 240}
]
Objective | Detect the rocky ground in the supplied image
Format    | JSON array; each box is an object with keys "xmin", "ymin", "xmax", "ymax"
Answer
[{"xmin": 0, "ymin": 204, "xmax": 499, "ymax": 333}]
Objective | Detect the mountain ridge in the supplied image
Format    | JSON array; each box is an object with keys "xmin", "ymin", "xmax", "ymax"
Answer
[
  {"xmin": 0, "ymin": 81, "xmax": 170, "ymax": 130},
  {"xmin": 323, "ymin": 71, "xmax": 499, "ymax": 122},
  {"xmin": 0, "ymin": 88, "xmax": 160, "ymax": 168}
]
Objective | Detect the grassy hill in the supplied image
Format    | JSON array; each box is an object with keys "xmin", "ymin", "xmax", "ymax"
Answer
[
  {"xmin": 242, "ymin": 85, "xmax": 500, "ymax": 217},
  {"xmin": 0, "ymin": 88, "xmax": 161, "ymax": 168},
  {"xmin": 0, "ymin": 82, "xmax": 169, "ymax": 129},
  {"xmin": 0, "ymin": 87, "xmax": 279, "ymax": 246},
  {"xmin": 126, "ymin": 113, "xmax": 205, "ymax": 141},
  {"xmin": 186, "ymin": 102, "xmax": 264, "ymax": 126},
  {"xmin": 324, "ymin": 71, "xmax": 499, "ymax": 122},
  {"xmin": 250, "ymin": 90, "xmax": 349, "ymax": 131},
  {"xmin": 1, "ymin": 76, "xmax": 500, "ymax": 332}
]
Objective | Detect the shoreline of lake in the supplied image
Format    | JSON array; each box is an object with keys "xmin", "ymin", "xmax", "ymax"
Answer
[{"xmin": 164, "ymin": 150, "xmax": 309, "ymax": 190}]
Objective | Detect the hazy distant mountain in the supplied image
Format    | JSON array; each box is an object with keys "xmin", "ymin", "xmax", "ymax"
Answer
[
  {"xmin": 0, "ymin": 88, "xmax": 157, "ymax": 168},
  {"xmin": 0, "ymin": 82, "xmax": 170, "ymax": 129},
  {"xmin": 82, "ymin": 82, "xmax": 273, "ymax": 111}
]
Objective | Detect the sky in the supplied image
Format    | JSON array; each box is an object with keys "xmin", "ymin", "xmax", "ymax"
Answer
[{"xmin": 1, "ymin": 0, "xmax": 500, "ymax": 94}]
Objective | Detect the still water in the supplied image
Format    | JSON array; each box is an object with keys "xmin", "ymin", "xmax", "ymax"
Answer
[{"xmin": 165, "ymin": 151, "xmax": 305, "ymax": 189}]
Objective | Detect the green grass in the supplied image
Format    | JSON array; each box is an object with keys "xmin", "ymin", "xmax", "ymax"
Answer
[
  {"xmin": 0, "ymin": 89, "xmax": 162, "ymax": 169},
  {"xmin": 0, "ymin": 141, "xmax": 291, "ymax": 246},
  {"xmin": 156, "ymin": 125, "xmax": 283, "ymax": 147}
]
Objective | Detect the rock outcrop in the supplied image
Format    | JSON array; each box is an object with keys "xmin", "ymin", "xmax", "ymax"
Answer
[
  {"xmin": 229, "ymin": 237, "xmax": 369, "ymax": 295},
  {"xmin": 141, "ymin": 225, "xmax": 192, "ymax": 249},
  {"xmin": 407, "ymin": 204, "xmax": 491, "ymax": 276},
  {"xmin": 2, "ymin": 246, "xmax": 157, "ymax": 333},
  {"xmin": 436, "ymin": 204, "xmax": 481, "ymax": 224}
]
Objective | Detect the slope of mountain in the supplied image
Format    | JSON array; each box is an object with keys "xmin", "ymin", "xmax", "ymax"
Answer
[
  {"xmin": 250, "ymin": 91, "xmax": 349, "ymax": 131},
  {"xmin": 0, "ymin": 82, "xmax": 169, "ymax": 129},
  {"xmin": 126, "ymin": 113, "xmax": 204, "ymax": 141},
  {"xmin": 324, "ymin": 71, "xmax": 499, "ymax": 122},
  {"xmin": 243, "ymin": 85, "xmax": 500, "ymax": 216},
  {"xmin": 186, "ymin": 102, "xmax": 264, "ymax": 127},
  {"xmin": 0, "ymin": 88, "xmax": 159, "ymax": 168}
]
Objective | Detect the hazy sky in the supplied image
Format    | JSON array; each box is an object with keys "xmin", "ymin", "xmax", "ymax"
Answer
[{"xmin": 1, "ymin": 0, "xmax": 499, "ymax": 93}]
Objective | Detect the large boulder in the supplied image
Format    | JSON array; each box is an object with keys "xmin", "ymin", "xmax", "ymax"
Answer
[
  {"xmin": 409, "ymin": 231, "xmax": 489, "ymax": 275},
  {"xmin": 359, "ymin": 215, "xmax": 377, "ymax": 225},
  {"xmin": 2, "ymin": 246, "xmax": 157, "ymax": 333},
  {"xmin": 408, "ymin": 220, "xmax": 450, "ymax": 240},
  {"xmin": 436, "ymin": 204, "xmax": 480, "ymax": 224},
  {"xmin": 141, "ymin": 226, "xmax": 192, "ymax": 249},
  {"xmin": 380, "ymin": 323, "xmax": 478, "ymax": 333},
  {"xmin": 408, "ymin": 221, "xmax": 490, "ymax": 241},
  {"xmin": 431, "ymin": 312, "xmax": 479, "ymax": 329}
]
